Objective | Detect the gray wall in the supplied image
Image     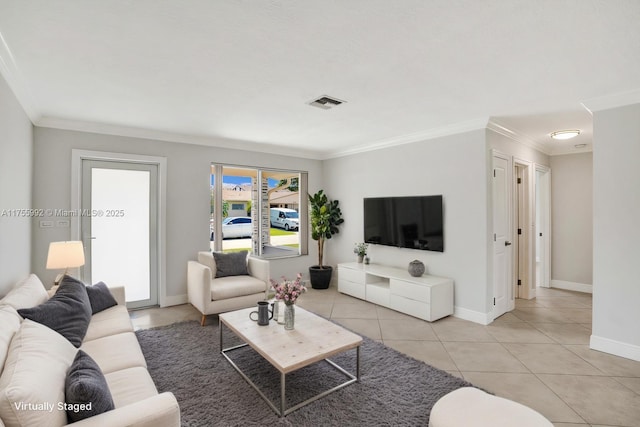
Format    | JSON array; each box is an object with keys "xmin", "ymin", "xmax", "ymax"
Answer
[
  {"xmin": 0, "ymin": 73, "xmax": 33, "ymax": 296},
  {"xmin": 591, "ymin": 102, "xmax": 640, "ymax": 360},
  {"xmin": 550, "ymin": 153, "xmax": 593, "ymax": 286},
  {"xmin": 32, "ymin": 127, "xmax": 323, "ymax": 302},
  {"xmin": 323, "ymin": 130, "xmax": 491, "ymax": 319}
]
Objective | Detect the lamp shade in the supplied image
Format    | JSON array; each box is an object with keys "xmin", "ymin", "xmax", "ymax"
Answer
[{"xmin": 46, "ymin": 241, "xmax": 85, "ymax": 269}]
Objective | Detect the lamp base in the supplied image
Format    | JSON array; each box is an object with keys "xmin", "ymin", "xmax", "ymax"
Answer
[{"xmin": 54, "ymin": 272, "xmax": 66, "ymax": 286}]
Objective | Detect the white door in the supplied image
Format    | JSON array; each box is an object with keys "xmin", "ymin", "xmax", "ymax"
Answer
[
  {"xmin": 81, "ymin": 160, "xmax": 159, "ymax": 309},
  {"xmin": 535, "ymin": 167, "xmax": 551, "ymax": 288},
  {"xmin": 492, "ymin": 153, "xmax": 512, "ymax": 319}
]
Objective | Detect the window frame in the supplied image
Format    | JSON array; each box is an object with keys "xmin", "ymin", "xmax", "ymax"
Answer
[{"xmin": 210, "ymin": 164, "xmax": 308, "ymax": 259}]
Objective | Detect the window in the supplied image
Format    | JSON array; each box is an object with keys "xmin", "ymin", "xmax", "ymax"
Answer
[{"xmin": 210, "ymin": 165, "xmax": 308, "ymax": 258}]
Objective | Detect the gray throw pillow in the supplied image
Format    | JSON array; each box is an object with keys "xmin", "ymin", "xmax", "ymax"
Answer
[
  {"xmin": 212, "ymin": 251, "xmax": 249, "ymax": 278},
  {"xmin": 85, "ymin": 282, "xmax": 118, "ymax": 314},
  {"xmin": 65, "ymin": 350, "xmax": 115, "ymax": 423},
  {"xmin": 18, "ymin": 275, "xmax": 92, "ymax": 347}
]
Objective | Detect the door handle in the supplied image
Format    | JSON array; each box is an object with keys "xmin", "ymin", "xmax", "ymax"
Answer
[{"xmin": 505, "ymin": 241, "xmax": 512, "ymax": 246}]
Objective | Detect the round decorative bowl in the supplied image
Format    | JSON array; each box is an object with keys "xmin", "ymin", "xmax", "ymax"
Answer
[{"xmin": 408, "ymin": 260, "xmax": 425, "ymax": 277}]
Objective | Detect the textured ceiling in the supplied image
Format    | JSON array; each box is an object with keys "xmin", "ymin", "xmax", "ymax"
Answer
[{"xmin": 0, "ymin": 0, "xmax": 638, "ymax": 158}]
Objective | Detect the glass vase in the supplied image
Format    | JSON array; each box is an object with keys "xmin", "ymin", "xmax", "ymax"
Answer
[
  {"xmin": 277, "ymin": 301, "xmax": 285, "ymax": 324},
  {"xmin": 284, "ymin": 304, "xmax": 295, "ymax": 330}
]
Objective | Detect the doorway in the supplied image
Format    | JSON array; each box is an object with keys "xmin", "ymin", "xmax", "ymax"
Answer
[
  {"xmin": 535, "ymin": 166, "xmax": 551, "ymax": 288},
  {"xmin": 514, "ymin": 160, "xmax": 533, "ymax": 299},
  {"xmin": 492, "ymin": 151, "xmax": 552, "ymax": 319},
  {"xmin": 491, "ymin": 151, "xmax": 513, "ymax": 320},
  {"xmin": 72, "ymin": 150, "xmax": 166, "ymax": 309}
]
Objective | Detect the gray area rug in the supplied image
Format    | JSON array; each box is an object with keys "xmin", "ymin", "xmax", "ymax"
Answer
[{"xmin": 136, "ymin": 320, "xmax": 474, "ymax": 426}]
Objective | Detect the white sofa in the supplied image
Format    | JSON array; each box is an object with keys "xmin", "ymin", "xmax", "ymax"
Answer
[
  {"xmin": 188, "ymin": 251, "xmax": 269, "ymax": 326},
  {"xmin": 0, "ymin": 274, "xmax": 180, "ymax": 427}
]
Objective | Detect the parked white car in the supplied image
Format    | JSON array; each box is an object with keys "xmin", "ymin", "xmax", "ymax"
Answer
[
  {"xmin": 210, "ymin": 216, "xmax": 252, "ymax": 240},
  {"xmin": 270, "ymin": 208, "xmax": 299, "ymax": 231}
]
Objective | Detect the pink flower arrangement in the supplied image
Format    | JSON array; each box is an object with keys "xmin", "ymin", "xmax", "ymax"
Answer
[{"xmin": 270, "ymin": 273, "xmax": 306, "ymax": 305}]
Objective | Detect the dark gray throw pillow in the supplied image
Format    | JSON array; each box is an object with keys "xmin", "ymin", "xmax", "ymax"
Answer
[
  {"xmin": 212, "ymin": 251, "xmax": 248, "ymax": 278},
  {"xmin": 18, "ymin": 275, "xmax": 92, "ymax": 347},
  {"xmin": 85, "ymin": 282, "xmax": 118, "ymax": 314},
  {"xmin": 65, "ymin": 350, "xmax": 115, "ymax": 423}
]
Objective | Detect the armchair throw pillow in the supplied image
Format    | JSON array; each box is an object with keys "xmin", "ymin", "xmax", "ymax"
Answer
[{"xmin": 212, "ymin": 251, "xmax": 249, "ymax": 278}]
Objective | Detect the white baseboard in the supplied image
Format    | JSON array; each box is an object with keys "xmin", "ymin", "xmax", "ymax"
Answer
[
  {"xmin": 590, "ymin": 334, "xmax": 640, "ymax": 362},
  {"xmin": 161, "ymin": 293, "xmax": 188, "ymax": 307},
  {"xmin": 551, "ymin": 279, "xmax": 592, "ymax": 294},
  {"xmin": 454, "ymin": 306, "xmax": 492, "ymax": 325}
]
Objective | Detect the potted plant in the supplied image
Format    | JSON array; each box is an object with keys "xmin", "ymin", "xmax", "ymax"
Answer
[{"xmin": 308, "ymin": 190, "xmax": 344, "ymax": 289}]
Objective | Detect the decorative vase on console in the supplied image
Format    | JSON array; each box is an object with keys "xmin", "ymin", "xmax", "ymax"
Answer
[
  {"xmin": 408, "ymin": 260, "xmax": 425, "ymax": 277},
  {"xmin": 354, "ymin": 243, "xmax": 368, "ymax": 264}
]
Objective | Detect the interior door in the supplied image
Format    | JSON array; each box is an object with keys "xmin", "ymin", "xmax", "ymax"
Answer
[
  {"xmin": 492, "ymin": 153, "xmax": 512, "ymax": 319},
  {"xmin": 515, "ymin": 165, "xmax": 527, "ymax": 298},
  {"xmin": 81, "ymin": 160, "xmax": 158, "ymax": 309},
  {"xmin": 535, "ymin": 167, "xmax": 551, "ymax": 288}
]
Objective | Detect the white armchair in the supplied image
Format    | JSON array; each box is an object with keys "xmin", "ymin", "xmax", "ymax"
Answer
[{"xmin": 187, "ymin": 251, "xmax": 269, "ymax": 326}]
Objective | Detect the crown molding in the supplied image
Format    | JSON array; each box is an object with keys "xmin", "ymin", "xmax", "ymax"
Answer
[
  {"xmin": 549, "ymin": 145, "xmax": 593, "ymax": 156},
  {"xmin": 322, "ymin": 118, "xmax": 490, "ymax": 160},
  {"xmin": 581, "ymin": 89, "xmax": 640, "ymax": 113},
  {"xmin": 486, "ymin": 119, "xmax": 552, "ymax": 156},
  {"xmin": 35, "ymin": 116, "xmax": 323, "ymax": 160},
  {"xmin": 0, "ymin": 30, "xmax": 41, "ymax": 122}
]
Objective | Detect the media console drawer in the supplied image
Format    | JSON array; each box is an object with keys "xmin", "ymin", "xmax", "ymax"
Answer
[
  {"xmin": 339, "ymin": 267, "xmax": 366, "ymax": 284},
  {"xmin": 390, "ymin": 278, "xmax": 430, "ymax": 303},
  {"xmin": 339, "ymin": 279, "xmax": 365, "ymax": 300},
  {"xmin": 389, "ymin": 294, "xmax": 430, "ymax": 321}
]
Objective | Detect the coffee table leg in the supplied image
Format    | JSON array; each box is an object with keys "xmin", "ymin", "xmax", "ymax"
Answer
[
  {"xmin": 357, "ymin": 346, "xmax": 360, "ymax": 380},
  {"xmin": 280, "ymin": 372, "xmax": 286, "ymax": 416},
  {"xmin": 219, "ymin": 318, "xmax": 223, "ymax": 351}
]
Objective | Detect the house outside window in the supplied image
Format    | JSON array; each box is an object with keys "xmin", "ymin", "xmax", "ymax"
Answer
[{"xmin": 210, "ymin": 164, "xmax": 308, "ymax": 258}]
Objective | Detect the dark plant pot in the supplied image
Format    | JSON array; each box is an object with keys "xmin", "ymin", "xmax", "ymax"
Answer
[{"xmin": 309, "ymin": 265, "xmax": 333, "ymax": 289}]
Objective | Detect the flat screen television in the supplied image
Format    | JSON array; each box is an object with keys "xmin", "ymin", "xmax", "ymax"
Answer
[{"xmin": 364, "ymin": 195, "xmax": 444, "ymax": 252}]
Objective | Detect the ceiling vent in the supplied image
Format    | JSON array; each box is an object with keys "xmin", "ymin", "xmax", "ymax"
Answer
[{"xmin": 308, "ymin": 95, "xmax": 345, "ymax": 110}]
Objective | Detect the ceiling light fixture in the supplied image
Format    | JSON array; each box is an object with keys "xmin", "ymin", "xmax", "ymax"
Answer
[{"xmin": 550, "ymin": 130, "xmax": 581, "ymax": 140}]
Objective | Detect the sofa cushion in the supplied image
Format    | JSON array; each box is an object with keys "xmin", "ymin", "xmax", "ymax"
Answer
[
  {"xmin": 65, "ymin": 350, "xmax": 115, "ymax": 423},
  {"xmin": 0, "ymin": 274, "xmax": 48, "ymax": 311},
  {"xmin": 210, "ymin": 275, "xmax": 266, "ymax": 300},
  {"xmin": 84, "ymin": 305, "xmax": 134, "ymax": 342},
  {"xmin": 0, "ymin": 306, "xmax": 21, "ymax": 371},
  {"xmin": 0, "ymin": 319, "xmax": 77, "ymax": 427},
  {"xmin": 212, "ymin": 251, "xmax": 248, "ymax": 278},
  {"xmin": 17, "ymin": 275, "xmax": 92, "ymax": 348},
  {"xmin": 80, "ymin": 332, "xmax": 147, "ymax": 375},
  {"xmin": 85, "ymin": 282, "xmax": 118, "ymax": 314},
  {"xmin": 104, "ymin": 367, "xmax": 158, "ymax": 408}
]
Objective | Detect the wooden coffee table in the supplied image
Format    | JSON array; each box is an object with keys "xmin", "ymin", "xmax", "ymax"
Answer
[{"xmin": 219, "ymin": 306, "xmax": 363, "ymax": 417}]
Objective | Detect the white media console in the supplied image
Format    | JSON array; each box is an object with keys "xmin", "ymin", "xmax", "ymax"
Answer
[{"xmin": 337, "ymin": 262, "xmax": 453, "ymax": 322}]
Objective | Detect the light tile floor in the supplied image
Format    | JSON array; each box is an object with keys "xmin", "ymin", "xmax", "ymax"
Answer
[{"xmin": 130, "ymin": 286, "xmax": 640, "ymax": 427}]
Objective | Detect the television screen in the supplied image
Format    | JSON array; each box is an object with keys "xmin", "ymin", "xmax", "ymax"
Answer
[{"xmin": 364, "ymin": 195, "xmax": 443, "ymax": 252}]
